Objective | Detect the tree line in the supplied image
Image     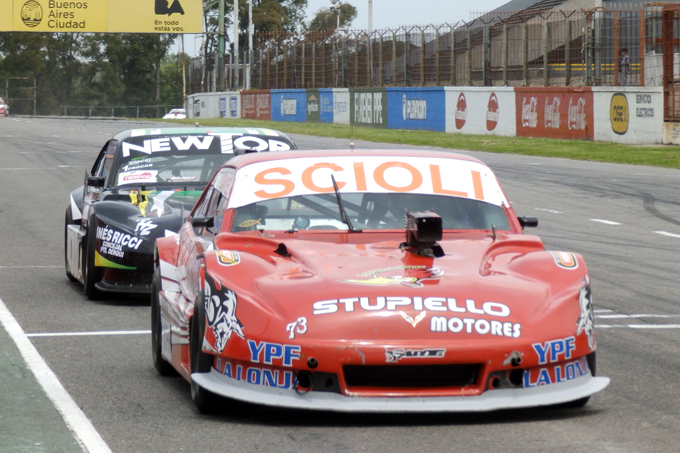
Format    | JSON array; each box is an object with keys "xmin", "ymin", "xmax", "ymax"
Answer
[{"xmin": 0, "ymin": 0, "xmax": 356, "ymax": 116}]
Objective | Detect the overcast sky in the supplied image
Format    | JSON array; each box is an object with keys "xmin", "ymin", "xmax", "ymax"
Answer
[
  {"xmin": 305, "ymin": 0, "xmax": 508, "ymax": 30},
  {"xmin": 179, "ymin": 0, "xmax": 509, "ymax": 56}
]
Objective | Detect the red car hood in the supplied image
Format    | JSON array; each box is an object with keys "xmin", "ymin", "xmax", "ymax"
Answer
[{"xmin": 212, "ymin": 231, "xmax": 587, "ymax": 343}]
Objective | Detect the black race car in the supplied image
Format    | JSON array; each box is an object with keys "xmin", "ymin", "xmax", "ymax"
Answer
[{"xmin": 65, "ymin": 127, "xmax": 297, "ymax": 298}]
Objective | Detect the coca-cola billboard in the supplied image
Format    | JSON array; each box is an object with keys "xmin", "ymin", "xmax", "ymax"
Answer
[
  {"xmin": 515, "ymin": 88, "xmax": 593, "ymax": 140},
  {"xmin": 455, "ymin": 93, "xmax": 467, "ymax": 130},
  {"xmin": 486, "ymin": 93, "xmax": 499, "ymax": 131},
  {"xmin": 241, "ymin": 90, "xmax": 271, "ymax": 121}
]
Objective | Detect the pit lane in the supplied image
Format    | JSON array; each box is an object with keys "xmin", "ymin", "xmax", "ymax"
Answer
[{"xmin": 0, "ymin": 117, "xmax": 678, "ymax": 452}]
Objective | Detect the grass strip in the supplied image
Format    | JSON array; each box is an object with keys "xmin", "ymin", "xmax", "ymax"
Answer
[{"xmin": 159, "ymin": 118, "xmax": 680, "ymax": 169}]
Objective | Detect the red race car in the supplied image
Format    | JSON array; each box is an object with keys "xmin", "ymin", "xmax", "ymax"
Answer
[{"xmin": 152, "ymin": 149, "xmax": 609, "ymax": 413}]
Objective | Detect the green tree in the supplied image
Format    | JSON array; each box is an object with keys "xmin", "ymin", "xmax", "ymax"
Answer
[{"xmin": 306, "ymin": 2, "xmax": 357, "ymax": 32}]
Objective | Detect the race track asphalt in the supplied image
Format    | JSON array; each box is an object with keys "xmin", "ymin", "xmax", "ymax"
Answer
[{"xmin": 0, "ymin": 117, "xmax": 679, "ymax": 452}]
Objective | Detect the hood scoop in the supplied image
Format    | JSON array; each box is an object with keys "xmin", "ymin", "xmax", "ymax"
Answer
[{"xmin": 400, "ymin": 211, "xmax": 445, "ymax": 258}]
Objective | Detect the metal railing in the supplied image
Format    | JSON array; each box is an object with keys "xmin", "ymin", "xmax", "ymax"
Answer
[{"xmin": 58, "ymin": 105, "xmax": 181, "ymax": 118}]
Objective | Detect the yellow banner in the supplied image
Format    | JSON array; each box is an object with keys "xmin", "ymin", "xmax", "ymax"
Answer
[
  {"xmin": 109, "ymin": 0, "xmax": 202, "ymax": 33},
  {"xmin": 2, "ymin": 0, "xmax": 202, "ymax": 32}
]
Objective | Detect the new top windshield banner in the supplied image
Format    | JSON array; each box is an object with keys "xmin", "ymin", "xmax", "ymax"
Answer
[{"xmin": 3, "ymin": 0, "xmax": 202, "ymax": 33}]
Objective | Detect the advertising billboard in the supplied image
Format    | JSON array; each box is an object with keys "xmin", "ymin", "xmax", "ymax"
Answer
[
  {"xmin": 271, "ymin": 89, "xmax": 307, "ymax": 123},
  {"xmin": 350, "ymin": 88, "xmax": 388, "ymax": 129},
  {"xmin": 387, "ymin": 87, "xmax": 446, "ymax": 132},
  {"xmin": 3, "ymin": 0, "xmax": 202, "ymax": 33},
  {"xmin": 241, "ymin": 90, "xmax": 271, "ymax": 121},
  {"xmin": 592, "ymin": 87, "xmax": 663, "ymax": 144},
  {"xmin": 515, "ymin": 87, "xmax": 594, "ymax": 140},
  {"xmin": 445, "ymin": 87, "xmax": 516, "ymax": 136}
]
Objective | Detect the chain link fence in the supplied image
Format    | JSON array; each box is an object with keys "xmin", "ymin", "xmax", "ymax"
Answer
[{"xmin": 188, "ymin": 7, "xmax": 673, "ymax": 92}]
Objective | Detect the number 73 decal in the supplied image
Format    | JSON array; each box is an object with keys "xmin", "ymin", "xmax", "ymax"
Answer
[{"xmin": 286, "ymin": 317, "xmax": 308, "ymax": 339}]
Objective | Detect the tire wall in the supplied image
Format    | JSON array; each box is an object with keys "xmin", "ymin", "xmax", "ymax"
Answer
[{"xmin": 185, "ymin": 86, "xmax": 663, "ymax": 144}]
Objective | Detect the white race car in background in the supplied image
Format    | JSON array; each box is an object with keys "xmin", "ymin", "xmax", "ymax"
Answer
[
  {"xmin": 0, "ymin": 97, "xmax": 8, "ymax": 117},
  {"xmin": 163, "ymin": 108, "xmax": 186, "ymax": 120}
]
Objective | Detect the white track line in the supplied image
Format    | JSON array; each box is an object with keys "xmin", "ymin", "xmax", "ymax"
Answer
[
  {"xmin": 655, "ymin": 231, "xmax": 680, "ymax": 238},
  {"xmin": 598, "ymin": 324, "xmax": 680, "ymax": 329},
  {"xmin": 535, "ymin": 208, "xmax": 563, "ymax": 214},
  {"xmin": 596, "ymin": 314, "xmax": 680, "ymax": 319},
  {"xmin": 590, "ymin": 219, "xmax": 621, "ymax": 225},
  {"xmin": 0, "ymin": 266, "xmax": 61, "ymax": 269},
  {"xmin": 28, "ymin": 330, "xmax": 150, "ymax": 338},
  {"xmin": 0, "ymin": 297, "xmax": 111, "ymax": 453}
]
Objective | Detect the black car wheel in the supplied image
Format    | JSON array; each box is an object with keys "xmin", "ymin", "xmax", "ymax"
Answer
[
  {"xmin": 555, "ymin": 352, "xmax": 596, "ymax": 409},
  {"xmin": 82, "ymin": 214, "xmax": 103, "ymax": 299},
  {"xmin": 190, "ymin": 292, "xmax": 220, "ymax": 413},
  {"xmin": 64, "ymin": 206, "xmax": 78, "ymax": 283},
  {"xmin": 151, "ymin": 265, "xmax": 178, "ymax": 377}
]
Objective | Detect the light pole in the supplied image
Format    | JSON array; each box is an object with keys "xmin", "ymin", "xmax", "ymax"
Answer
[
  {"xmin": 233, "ymin": 0, "xmax": 239, "ymax": 90},
  {"xmin": 247, "ymin": 0, "xmax": 253, "ymax": 90},
  {"xmin": 330, "ymin": 0, "xmax": 341, "ymax": 30}
]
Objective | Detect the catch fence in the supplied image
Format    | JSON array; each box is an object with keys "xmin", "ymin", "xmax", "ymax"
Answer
[{"xmin": 220, "ymin": 7, "xmax": 668, "ymax": 90}]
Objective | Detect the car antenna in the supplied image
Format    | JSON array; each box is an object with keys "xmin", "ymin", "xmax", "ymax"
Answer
[{"xmin": 331, "ymin": 174, "xmax": 361, "ymax": 233}]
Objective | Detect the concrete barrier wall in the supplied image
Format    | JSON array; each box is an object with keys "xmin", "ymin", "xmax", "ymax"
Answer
[
  {"xmin": 387, "ymin": 87, "xmax": 446, "ymax": 132},
  {"xmin": 515, "ymin": 87, "xmax": 594, "ymax": 141},
  {"xmin": 319, "ymin": 88, "xmax": 350, "ymax": 125},
  {"xmin": 241, "ymin": 90, "xmax": 271, "ymax": 121},
  {"xmin": 445, "ymin": 87, "xmax": 516, "ymax": 136},
  {"xmin": 271, "ymin": 89, "xmax": 307, "ymax": 122},
  {"xmin": 185, "ymin": 86, "xmax": 664, "ymax": 144},
  {"xmin": 592, "ymin": 87, "xmax": 663, "ymax": 144},
  {"xmin": 186, "ymin": 92, "xmax": 240, "ymax": 119}
]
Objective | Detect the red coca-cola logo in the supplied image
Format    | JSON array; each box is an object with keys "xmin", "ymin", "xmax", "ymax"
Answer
[
  {"xmin": 486, "ymin": 93, "xmax": 499, "ymax": 131},
  {"xmin": 455, "ymin": 93, "xmax": 467, "ymax": 130}
]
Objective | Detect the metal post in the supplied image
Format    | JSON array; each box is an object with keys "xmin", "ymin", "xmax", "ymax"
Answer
[
  {"xmin": 594, "ymin": 10, "xmax": 602, "ymax": 86},
  {"xmin": 565, "ymin": 17, "xmax": 571, "ymax": 86},
  {"xmin": 218, "ymin": 0, "xmax": 225, "ymax": 91},
  {"xmin": 33, "ymin": 77, "xmax": 37, "ymax": 115},
  {"xmin": 466, "ymin": 24, "xmax": 472, "ymax": 85},
  {"xmin": 233, "ymin": 0, "xmax": 239, "ymax": 90},
  {"xmin": 342, "ymin": 37, "xmax": 348, "ymax": 88},
  {"xmin": 247, "ymin": 0, "xmax": 253, "ymax": 90},
  {"xmin": 301, "ymin": 41, "xmax": 306, "ymax": 88},
  {"xmin": 640, "ymin": 10, "xmax": 645, "ymax": 86},
  {"xmin": 614, "ymin": 12, "xmax": 620, "ymax": 86},
  {"xmin": 502, "ymin": 22, "xmax": 508, "ymax": 85},
  {"xmin": 451, "ymin": 27, "xmax": 456, "ymax": 85},
  {"xmin": 585, "ymin": 12, "xmax": 592, "ymax": 86},
  {"xmin": 405, "ymin": 31, "xmax": 411, "ymax": 86},
  {"xmin": 368, "ymin": 0, "xmax": 373, "ymax": 33},
  {"xmin": 259, "ymin": 50, "xmax": 263, "ymax": 89},
  {"xmin": 312, "ymin": 42, "xmax": 316, "ymax": 89},
  {"xmin": 483, "ymin": 24, "xmax": 490, "ymax": 86},
  {"xmin": 379, "ymin": 34, "xmax": 384, "ymax": 85},
  {"xmin": 435, "ymin": 29, "xmax": 440, "ymax": 86},
  {"xmin": 420, "ymin": 29, "xmax": 425, "ymax": 86},
  {"xmin": 542, "ymin": 16, "xmax": 549, "ymax": 86},
  {"xmin": 367, "ymin": 34, "xmax": 372, "ymax": 87},
  {"xmin": 392, "ymin": 32, "xmax": 397, "ymax": 84},
  {"xmin": 292, "ymin": 43, "xmax": 297, "ymax": 88},
  {"xmin": 522, "ymin": 23, "xmax": 528, "ymax": 86},
  {"xmin": 355, "ymin": 35, "xmax": 359, "ymax": 86}
]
